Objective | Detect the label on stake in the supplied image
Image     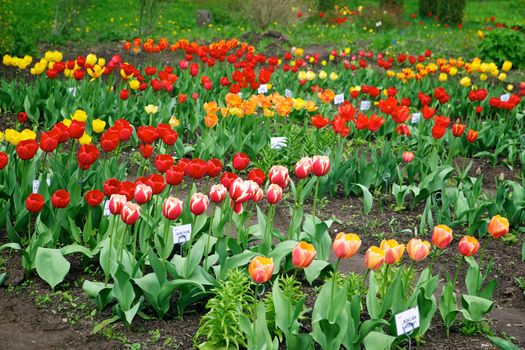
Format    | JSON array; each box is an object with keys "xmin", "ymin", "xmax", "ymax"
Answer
[
  {"xmin": 285, "ymin": 89, "xmax": 292, "ymax": 98},
  {"xmin": 334, "ymin": 93, "xmax": 344, "ymax": 105},
  {"xmin": 32, "ymin": 180, "xmax": 40, "ymax": 194},
  {"xmin": 500, "ymin": 93, "xmax": 510, "ymax": 102},
  {"xmin": 103, "ymin": 200, "xmax": 111, "ymax": 216},
  {"xmin": 172, "ymin": 224, "xmax": 192, "ymax": 244},
  {"xmin": 395, "ymin": 306, "xmax": 420, "ymax": 336},
  {"xmin": 411, "ymin": 112, "xmax": 421, "ymax": 124},
  {"xmin": 270, "ymin": 137, "xmax": 287, "ymax": 150},
  {"xmin": 360, "ymin": 100, "xmax": 371, "ymax": 111},
  {"xmin": 258, "ymin": 84, "xmax": 268, "ymax": 94}
]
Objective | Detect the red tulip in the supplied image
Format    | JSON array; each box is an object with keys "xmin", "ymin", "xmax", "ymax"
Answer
[
  {"xmin": 190, "ymin": 192, "xmax": 209, "ymax": 215},
  {"xmin": 311, "ymin": 114, "xmax": 329, "ymax": 129},
  {"xmin": 0, "ymin": 152, "xmax": 8, "ymax": 170},
  {"xmin": 154, "ymin": 154, "xmax": 174, "ymax": 173},
  {"xmin": 109, "ymin": 194, "xmax": 127, "ymax": 214},
  {"xmin": 452, "ymin": 123, "xmax": 466, "ymax": 137},
  {"xmin": 104, "ymin": 178, "xmax": 121, "ymax": 197},
  {"xmin": 16, "ymin": 140, "xmax": 39, "ymax": 160},
  {"xmin": 162, "ymin": 196, "xmax": 183, "ymax": 220},
  {"xmin": 207, "ymin": 158, "xmax": 222, "ymax": 178},
  {"xmin": 268, "ymin": 165, "xmax": 290, "ymax": 188},
  {"xmin": 17, "ymin": 111, "xmax": 28, "ymax": 123},
  {"xmin": 220, "ymin": 171, "xmax": 239, "ymax": 190},
  {"xmin": 209, "ymin": 184, "xmax": 227, "ymax": 203},
  {"xmin": 77, "ymin": 144, "xmax": 100, "ymax": 170},
  {"xmin": 139, "ymin": 143, "xmax": 153, "ymax": 158},
  {"xmin": 121, "ymin": 201, "xmax": 141, "ymax": 225},
  {"xmin": 294, "ymin": 157, "xmax": 312, "ymax": 179},
  {"xmin": 134, "ymin": 184, "xmax": 153, "ymax": 204},
  {"xmin": 85, "ymin": 190, "xmax": 104, "ymax": 207},
  {"xmin": 432, "ymin": 224, "xmax": 453, "ymax": 249},
  {"xmin": 68, "ymin": 120, "xmax": 85, "ymax": 139},
  {"xmin": 229, "ymin": 178, "xmax": 251, "ymax": 204},
  {"xmin": 458, "ymin": 236, "xmax": 479, "ymax": 256},
  {"xmin": 166, "ymin": 164, "xmax": 185, "ymax": 186},
  {"xmin": 248, "ymin": 168, "xmax": 266, "ymax": 185},
  {"xmin": 119, "ymin": 89, "xmax": 129, "ymax": 100},
  {"xmin": 402, "ymin": 151, "xmax": 415, "ymax": 163},
  {"xmin": 26, "ymin": 193, "xmax": 45, "ymax": 213},
  {"xmin": 51, "ymin": 189, "xmax": 70, "ymax": 208},
  {"xmin": 312, "ymin": 155, "xmax": 330, "ymax": 176},
  {"xmin": 100, "ymin": 130, "xmax": 120, "ymax": 153},
  {"xmin": 187, "ymin": 158, "xmax": 208, "ymax": 179},
  {"xmin": 232, "ymin": 152, "xmax": 250, "ymax": 171},
  {"xmin": 137, "ymin": 126, "xmax": 159, "ymax": 144},
  {"xmin": 266, "ymin": 184, "xmax": 283, "ymax": 204},
  {"xmin": 466, "ymin": 130, "xmax": 478, "ymax": 143},
  {"xmin": 292, "ymin": 242, "xmax": 317, "ymax": 268},
  {"xmin": 147, "ymin": 174, "xmax": 166, "ymax": 194},
  {"xmin": 119, "ymin": 181, "xmax": 136, "ymax": 201}
]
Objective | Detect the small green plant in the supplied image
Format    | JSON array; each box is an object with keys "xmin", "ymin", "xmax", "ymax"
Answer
[
  {"xmin": 194, "ymin": 269, "xmax": 255, "ymax": 349},
  {"xmin": 515, "ymin": 277, "xmax": 525, "ymax": 296},
  {"xmin": 478, "ymin": 28, "xmax": 525, "ymax": 68}
]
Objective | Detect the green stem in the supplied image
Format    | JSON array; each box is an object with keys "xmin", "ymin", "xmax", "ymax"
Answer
[
  {"xmin": 105, "ymin": 215, "xmax": 115, "ymax": 285},
  {"xmin": 330, "ymin": 258, "xmax": 341, "ymax": 306},
  {"xmin": 383, "ymin": 264, "xmax": 390, "ymax": 298},
  {"xmin": 163, "ymin": 218, "xmax": 172, "ymax": 260},
  {"xmin": 452, "ymin": 256, "xmax": 464, "ymax": 286},
  {"xmin": 312, "ymin": 176, "xmax": 320, "ymax": 225},
  {"xmin": 478, "ymin": 237, "xmax": 490, "ymax": 269}
]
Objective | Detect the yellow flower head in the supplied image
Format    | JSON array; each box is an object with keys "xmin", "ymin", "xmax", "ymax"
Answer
[
  {"xmin": 144, "ymin": 104, "xmax": 159, "ymax": 115},
  {"xmin": 502, "ymin": 61, "xmax": 512, "ymax": 72},
  {"xmin": 498, "ymin": 73, "xmax": 507, "ymax": 81},
  {"xmin": 129, "ymin": 79, "xmax": 140, "ymax": 90},
  {"xmin": 293, "ymin": 98, "xmax": 306, "ymax": 110},
  {"xmin": 86, "ymin": 53, "xmax": 97, "ymax": 66},
  {"xmin": 0, "ymin": 131, "xmax": 4, "ymax": 142},
  {"xmin": 5, "ymin": 129, "xmax": 21, "ymax": 145},
  {"xmin": 20, "ymin": 129, "xmax": 37, "ymax": 141},
  {"xmin": 318, "ymin": 70, "xmax": 327, "ymax": 80},
  {"xmin": 63, "ymin": 118, "xmax": 72, "ymax": 127},
  {"xmin": 72, "ymin": 109, "xmax": 87, "ymax": 122},
  {"xmin": 92, "ymin": 119, "xmax": 106, "ymax": 133},
  {"xmin": 169, "ymin": 116, "xmax": 180, "ymax": 128},
  {"xmin": 460, "ymin": 76, "xmax": 471, "ymax": 87},
  {"xmin": 79, "ymin": 133, "xmax": 92, "ymax": 145}
]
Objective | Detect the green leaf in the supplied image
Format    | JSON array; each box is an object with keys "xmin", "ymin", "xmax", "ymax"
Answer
[
  {"xmin": 353, "ymin": 184, "xmax": 373, "ymax": 215},
  {"xmin": 488, "ymin": 336, "xmax": 521, "ymax": 350},
  {"xmin": 460, "ymin": 294, "xmax": 493, "ymax": 322},
  {"xmin": 35, "ymin": 248, "xmax": 70, "ymax": 289},
  {"xmin": 362, "ymin": 331, "xmax": 396, "ymax": 350},
  {"xmin": 304, "ymin": 260, "xmax": 330, "ymax": 284},
  {"xmin": 60, "ymin": 244, "xmax": 93, "ymax": 258}
]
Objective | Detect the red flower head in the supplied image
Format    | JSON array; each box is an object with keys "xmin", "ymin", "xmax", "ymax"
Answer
[
  {"xmin": 100, "ymin": 129, "xmax": 120, "ymax": 153},
  {"xmin": 268, "ymin": 165, "xmax": 290, "ymax": 188},
  {"xmin": 85, "ymin": 190, "xmax": 104, "ymax": 207},
  {"xmin": 147, "ymin": 174, "xmax": 166, "ymax": 194},
  {"xmin": 187, "ymin": 158, "xmax": 208, "ymax": 179},
  {"xmin": 16, "ymin": 140, "xmax": 39, "ymax": 160},
  {"xmin": 338, "ymin": 102, "xmax": 355, "ymax": 121},
  {"xmin": 154, "ymin": 154, "xmax": 174, "ymax": 173},
  {"xmin": 452, "ymin": 123, "xmax": 466, "ymax": 137},
  {"xmin": 207, "ymin": 158, "xmax": 223, "ymax": 178},
  {"xmin": 232, "ymin": 152, "xmax": 251, "ymax": 171},
  {"xmin": 466, "ymin": 130, "xmax": 478, "ymax": 143},
  {"xmin": 39, "ymin": 131, "xmax": 59, "ymax": 153},
  {"xmin": 51, "ymin": 189, "xmax": 70, "ymax": 209},
  {"xmin": 17, "ymin": 111, "xmax": 28, "ymax": 123},
  {"xmin": 311, "ymin": 114, "xmax": 329, "ymax": 129},
  {"xmin": 77, "ymin": 144, "xmax": 100, "ymax": 170},
  {"xmin": 367, "ymin": 114, "xmax": 385, "ymax": 132},
  {"xmin": 139, "ymin": 143, "xmax": 153, "ymax": 159},
  {"xmin": 137, "ymin": 126, "xmax": 159, "ymax": 144},
  {"xmin": 104, "ymin": 178, "xmax": 121, "ymax": 197},
  {"xmin": 69, "ymin": 120, "xmax": 86, "ymax": 139},
  {"xmin": 312, "ymin": 155, "xmax": 330, "ymax": 176},
  {"xmin": 26, "ymin": 193, "xmax": 45, "ymax": 213},
  {"xmin": 220, "ymin": 171, "xmax": 239, "ymax": 190},
  {"xmin": 166, "ymin": 164, "xmax": 185, "ymax": 186},
  {"xmin": 0, "ymin": 152, "xmax": 8, "ymax": 170}
]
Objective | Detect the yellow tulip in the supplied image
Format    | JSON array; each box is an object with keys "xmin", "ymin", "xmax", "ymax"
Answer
[
  {"xmin": 144, "ymin": 104, "xmax": 159, "ymax": 115},
  {"xmin": 63, "ymin": 118, "xmax": 72, "ymax": 127},
  {"xmin": 449, "ymin": 67, "xmax": 458, "ymax": 76},
  {"xmin": 480, "ymin": 73, "xmax": 488, "ymax": 81},
  {"xmin": 72, "ymin": 109, "xmax": 87, "ymax": 122},
  {"xmin": 79, "ymin": 133, "xmax": 92, "ymax": 145},
  {"xmin": 439, "ymin": 73, "xmax": 448, "ymax": 82},
  {"xmin": 460, "ymin": 77, "xmax": 471, "ymax": 87},
  {"xmin": 498, "ymin": 73, "xmax": 506, "ymax": 81},
  {"xmin": 20, "ymin": 129, "xmax": 36, "ymax": 141},
  {"xmin": 293, "ymin": 98, "xmax": 306, "ymax": 110},
  {"xmin": 129, "ymin": 79, "xmax": 140, "ymax": 90},
  {"xmin": 169, "ymin": 116, "xmax": 180, "ymax": 127},
  {"xmin": 0, "ymin": 131, "xmax": 3, "ymax": 142},
  {"xmin": 86, "ymin": 53, "xmax": 97, "ymax": 66},
  {"xmin": 502, "ymin": 61, "xmax": 512, "ymax": 72},
  {"xmin": 92, "ymin": 119, "xmax": 106, "ymax": 133},
  {"xmin": 318, "ymin": 70, "xmax": 327, "ymax": 80},
  {"xmin": 507, "ymin": 84, "xmax": 513, "ymax": 91},
  {"xmin": 329, "ymin": 72, "xmax": 338, "ymax": 81}
]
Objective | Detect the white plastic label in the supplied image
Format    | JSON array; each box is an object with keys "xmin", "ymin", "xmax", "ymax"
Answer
[
  {"xmin": 500, "ymin": 93, "xmax": 510, "ymax": 102},
  {"xmin": 334, "ymin": 93, "xmax": 344, "ymax": 105},
  {"xmin": 172, "ymin": 224, "xmax": 191, "ymax": 244},
  {"xmin": 376, "ymin": 21, "xmax": 382, "ymax": 27},
  {"xmin": 237, "ymin": 92, "xmax": 243, "ymax": 98},
  {"xmin": 285, "ymin": 89, "xmax": 292, "ymax": 98},
  {"xmin": 395, "ymin": 307, "xmax": 420, "ymax": 336},
  {"xmin": 32, "ymin": 180, "xmax": 40, "ymax": 194},
  {"xmin": 411, "ymin": 112, "xmax": 421, "ymax": 124},
  {"xmin": 270, "ymin": 137, "xmax": 287, "ymax": 150},
  {"xmin": 68, "ymin": 87, "xmax": 77, "ymax": 97},
  {"xmin": 258, "ymin": 84, "xmax": 268, "ymax": 94},
  {"xmin": 360, "ymin": 100, "xmax": 371, "ymax": 111},
  {"xmin": 103, "ymin": 200, "xmax": 111, "ymax": 216}
]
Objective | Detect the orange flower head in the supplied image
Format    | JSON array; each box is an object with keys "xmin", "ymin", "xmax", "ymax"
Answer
[
  {"xmin": 248, "ymin": 256, "xmax": 274, "ymax": 283},
  {"xmin": 406, "ymin": 238, "xmax": 431, "ymax": 262},
  {"xmin": 364, "ymin": 246, "xmax": 385, "ymax": 270},
  {"xmin": 204, "ymin": 114, "xmax": 218, "ymax": 128},
  {"xmin": 332, "ymin": 232, "xmax": 361, "ymax": 259},
  {"xmin": 292, "ymin": 242, "xmax": 317, "ymax": 268},
  {"xmin": 431, "ymin": 224, "xmax": 453, "ymax": 249},
  {"xmin": 458, "ymin": 236, "xmax": 480, "ymax": 257},
  {"xmin": 487, "ymin": 215, "xmax": 510, "ymax": 239},
  {"xmin": 380, "ymin": 239, "xmax": 405, "ymax": 264}
]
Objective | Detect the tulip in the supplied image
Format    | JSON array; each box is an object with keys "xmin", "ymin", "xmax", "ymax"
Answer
[
  {"xmin": 207, "ymin": 158, "xmax": 222, "ymax": 178},
  {"xmin": 92, "ymin": 119, "xmax": 106, "ymax": 133},
  {"xmin": 166, "ymin": 165, "xmax": 185, "ymax": 186},
  {"xmin": 154, "ymin": 154, "xmax": 174, "ymax": 173},
  {"xmin": 332, "ymin": 232, "xmax": 361, "ymax": 259},
  {"xmin": 466, "ymin": 129, "xmax": 478, "ymax": 143},
  {"xmin": 187, "ymin": 158, "xmax": 208, "ymax": 179},
  {"xmin": 252, "ymin": 188, "xmax": 264, "ymax": 202},
  {"xmin": 109, "ymin": 194, "xmax": 127, "ymax": 215},
  {"xmin": 147, "ymin": 174, "xmax": 166, "ymax": 194},
  {"xmin": 85, "ymin": 190, "xmax": 104, "ymax": 207},
  {"xmin": 458, "ymin": 236, "xmax": 479, "ymax": 256},
  {"xmin": 26, "ymin": 193, "xmax": 45, "ymax": 213},
  {"xmin": 232, "ymin": 152, "xmax": 250, "ymax": 171},
  {"xmin": 294, "ymin": 157, "xmax": 312, "ymax": 179},
  {"xmin": 16, "ymin": 139, "xmax": 39, "ymax": 160},
  {"xmin": 190, "ymin": 192, "xmax": 209, "ymax": 215},
  {"xmin": 17, "ymin": 111, "xmax": 28, "ymax": 123},
  {"xmin": 406, "ymin": 238, "xmax": 431, "ymax": 262},
  {"xmin": 487, "ymin": 215, "xmax": 509, "ymax": 239},
  {"xmin": 121, "ymin": 201, "xmax": 141, "ymax": 225},
  {"xmin": 266, "ymin": 184, "xmax": 283, "ymax": 205},
  {"xmin": 502, "ymin": 60, "xmax": 512, "ymax": 72},
  {"xmin": 431, "ymin": 224, "xmax": 453, "ymax": 249},
  {"xmin": 268, "ymin": 165, "xmax": 290, "ymax": 188},
  {"xmin": 311, "ymin": 155, "xmax": 330, "ymax": 176},
  {"xmin": 51, "ymin": 189, "xmax": 70, "ymax": 209},
  {"xmin": 380, "ymin": 239, "xmax": 405, "ymax": 264},
  {"xmin": 209, "ymin": 184, "xmax": 227, "ymax": 203},
  {"xmin": 452, "ymin": 123, "xmax": 466, "ymax": 137},
  {"xmin": 220, "ymin": 171, "xmax": 238, "ymax": 190},
  {"xmin": 0, "ymin": 152, "xmax": 8, "ymax": 170},
  {"xmin": 402, "ymin": 151, "xmax": 415, "ymax": 163},
  {"xmin": 163, "ymin": 196, "xmax": 183, "ymax": 220},
  {"xmin": 229, "ymin": 178, "xmax": 251, "ymax": 204},
  {"xmin": 292, "ymin": 242, "xmax": 317, "ymax": 268},
  {"xmin": 364, "ymin": 246, "xmax": 385, "ymax": 270},
  {"xmin": 248, "ymin": 256, "xmax": 274, "ymax": 283},
  {"xmin": 247, "ymin": 168, "xmax": 266, "ymax": 186},
  {"xmin": 134, "ymin": 184, "xmax": 153, "ymax": 204}
]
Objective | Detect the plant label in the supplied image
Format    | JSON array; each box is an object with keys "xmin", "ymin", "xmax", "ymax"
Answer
[
  {"xmin": 360, "ymin": 100, "xmax": 371, "ymax": 111},
  {"xmin": 285, "ymin": 89, "xmax": 292, "ymax": 98},
  {"xmin": 258, "ymin": 84, "xmax": 268, "ymax": 94},
  {"xmin": 68, "ymin": 87, "xmax": 77, "ymax": 97},
  {"xmin": 334, "ymin": 93, "xmax": 344, "ymax": 105},
  {"xmin": 376, "ymin": 21, "xmax": 382, "ymax": 27},
  {"xmin": 270, "ymin": 137, "xmax": 287, "ymax": 150},
  {"xmin": 172, "ymin": 224, "xmax": 191, "ymax": 244},
  {"xmin": 411, "ymin": 112, "xmax": 421, "ymax": 124},
  {"xmin": 395, "ymin": 306, "xmax": 420, "ymax": 336},
  {"xmin": 500, "ymin": 93, "xmax": 510, "ymax": 102},
  {"xmin": 103, "ymin": 200, "xmax": 111, "ymax": 216},
  {"xmin": 237, "ymin": 92, "xmax": 243, "ymax": 98},
  {"xmin": 32, "ymin": 180, "xmax": 40, "ymax": 194}
]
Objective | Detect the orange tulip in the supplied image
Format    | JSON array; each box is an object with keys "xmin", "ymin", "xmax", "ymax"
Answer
[
  {"xmin": 487, "ymin": 215, "xmax": 509, "ymax": 239},
  {"xmin": 406, "ymin": 238, "xmax": 431, "ymax": 262},
  {"xmin": 431, "ymin": 224, "xmax": 453, "ymax": 249},
  {"xmin": 292, "ymin": 242, "xmax": 317, "ymax": 268},
  {"xmin": 380, "ymin": 239, "xmax": 405, "ymax": 264},
  {"xmin": 332, "ymin": 233, "xmax": 361, "ymax": 259},
  {"xmin": 248, "ymin": 256, "xmax": 274, "ymax": 283},
  {"xmin": 204, "ymin": 114, "xmax": 218, "ymax": 128},
  {"xmin": 364, "ymin": 246, "xmax": 385, "ymax": 270},
  {"xmin": 458, "ymin": 236, "xmax": 480, "ymax": 256}
]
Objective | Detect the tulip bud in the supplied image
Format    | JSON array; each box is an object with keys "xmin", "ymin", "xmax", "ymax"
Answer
[
  {"xmin": 190, "ymin": 192, "xmax": 209, "ymax": 215},
  {"xmin": 248, "ymin": 256, "xmax": 274, "ymax": 283},
  {"xmin": 163, "ymin": 196, "xmax": 183, "ymax": 220},
  {"xmin": 268, "ymin": 165, "xmax": 290, "ymax": 188},
  {"xmin": 487, "ymin": 215, "xmax": 509, "ymax": 239},
  {"xmin": 134, "ymin": 184, "xmax": 153, "ymax": 204},
  {"xmin": 121, "ymin": 201, "xmax": 141, "ymax": 225},
  {"xmin": 209, "ymin": 184, "xmax": 227, "ymax": 203},
  {"xmin": 380, "ymin": 239, "xmax": 405, "ymax": 264},
  {"xmin": 332, "ymin": 232, "xmax": 361, "ymax": 259},
  {"xmin": 294, "ymin": 157, "xmax": 312, "ymax": 179},
  {"xmin": 292, "ymin": 242, "xmax": 317, "ymax": 268},
  {"xmin": 458, "ymin": 236, "xmax": 479, "ymax": 256},
  {"xmin": 406, "ymin": 238, "xmax": 431, "ymax": 262},
  {"xmin": 402, "ymin": 151, "xmax": 415, "ymax": 163},
  {"xmin": 431, "ymin": 224, "xmax": 453, "ymax": 249},
  {"xmin": 232, "ymin": 152, "xmax": 251, "ymax": 171},
  {"xmin": 364, "ymin": 246, "xmax": 385, "ymax": 270},
  {"xmin": 311, "ymin": 155, "xmax": 330, "ymax": 176},
  {"xmin": 266, "ymin": 184, "xmax": 283, "ymax": 205},
  {"xmin": 109, "ymin": 194, "xmax": 127, "ymax": 215}
]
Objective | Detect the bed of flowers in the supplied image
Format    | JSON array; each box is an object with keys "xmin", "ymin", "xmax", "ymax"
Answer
[{"xmin": 0, "ymin": 36, "xmax": 524, "ymax": 349}]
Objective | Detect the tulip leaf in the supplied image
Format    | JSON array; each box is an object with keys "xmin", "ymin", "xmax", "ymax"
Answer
[
  {"xmin": 35, "ymin": 247, "xmax": 70, "ymax": 289},
  {"xmin": 363, "ymin": 331, "xmax": 396, "ymax": 350},
  {"xmin": 488, "ymin": 336, "xmax": 521, "ymax": 350},
  {"xmin": 304, "ymin": 260, "xmax": 330, "ymax": 284},
  {"xmin": 353, "ymin": 184, "xmax": 373, "ymax": 215}
]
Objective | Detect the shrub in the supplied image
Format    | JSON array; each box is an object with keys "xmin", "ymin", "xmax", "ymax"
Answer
[
  {"xmin": 418, "ymin": 0, "xmax": 437, "ymax": 18},
  {"xmin": 238, "ymin": 0, "xmax": 299, "ymax": 30},
  {"xmin": 437, "ymin": 0, "xmax": 466, "ymax": 24},
  {"xmin": 478, "ymin": 28, "xmax": 525, "ymax": 68},
  {"xmin": 317, "ymin": 0, "xmax": 337, "ymax": 13}
]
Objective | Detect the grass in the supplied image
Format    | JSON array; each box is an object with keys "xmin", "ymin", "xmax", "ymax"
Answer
[{"xmin": 1, "ymin": 0, "xmax": 524, "ymax": 58}]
